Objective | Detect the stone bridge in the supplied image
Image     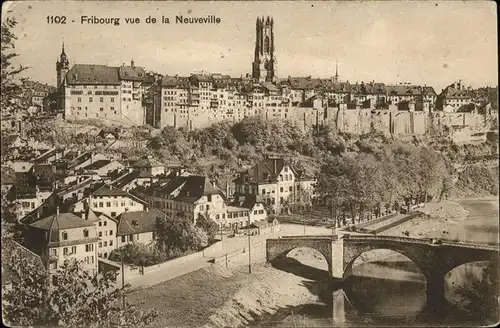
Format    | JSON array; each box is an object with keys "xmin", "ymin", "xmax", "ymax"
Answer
[{"xmin": 266, "ymin": 234, "xmax": 499, "ymax": 311}]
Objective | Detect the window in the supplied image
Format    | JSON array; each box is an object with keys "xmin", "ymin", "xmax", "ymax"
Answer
[
  {"xmin": 111, "ymin": 106, "xmax": 115, "ymax": 111},
  {"xmin": 98, "ymin": 253, "xmax": 102, "ymax": 258},
  {"xmin": 51, "ymin": 262, "xmax": 58, "ymax": 271},
  {"xmin": 262, "ymin": 189, "xmax": 266, "ymax": 194},
  {"xmin": 93, "ymin": 202, "xmax": 98, "ymax": 208},
  {"xmin": 216, "ymin": 214, "xmax": 220, "ymax": 220},
  {"xmin": 83, "ymin": 229, "xmax": 89, "ymax": 238},
  {"xmin": 289, "ymin": 186, "xmax": 293, "ymax": 192},
  {"xmin": 109, "ymin": 240, "xmax": 113, "ymax": 246},
  {"xmin": 106, "ymin": 202, "xmax": 111, "ymax": 207},
  {"xmin": 89, "ymin": 97, "xmax": 93, "ymax": 102},
  {"xmin": 100, "ymin": 97, "xmax": 104, "ymax": 102},
  {"xmin": 206, "ymin": 204, "xmax": 210, "ymax": 210},
  {"xmin": 99, "ymin": 242, "xmax": 102, "ymax": 248},
  {"xmin": 280, "ymin": 187, "xmax": 283, "ymax": 192},
  {"xmin": 121, "ymin": 236, "xmax": 126, "ymax": 242},
  {"xmin": 104, "ymin": 241, "xmax": 107, "ymax": 247},
  {"xmin": 71, "ymin": 246, "xmax": 76, "ymax": 254},
  {"xmin": 129, "ymin": 200, "xmax": 133, "ymax": 206},
  {"xmin": 99, "ymin": 232, "xmax": 102, "ymax": 237},
  {"xmin": 63, "ymin": 247, "xmax": 68, "ymax": 255},
  {"xmin": 85, "ymin": 244, "xmax": 93, "ymax": 252},
  {"xmin": 130, "ymin": 235, "xmax": 134, "ymax": 241},
  {"xmin": 200, "ymin": 205, "xmax": 204, "ymax": 211},
  {"xmin": 121, "ymin": 201, "xmax": 126, "ymax": 207},
  {"xmin": 99, "ymin": 202, "xmax": 103, "ymax": 208},
  {"xmin": 98, "ymin": 222, "xmax": 102, "ymax": 227},
  {"xmin": 207, "ymin": 195, "xmax": 212, "ymax": 202},
  {"xmin": 111, "ymin": 97, "xmax": 115, "ymax": 102},
  {"xmin": 254, "ymin": 210, "xmax": 258, "ymax": 215},
  {"xmin": 77, "ymin": 97, "xmax": 81, "ymax": 102},
  {"xmin": 62, "ymin": 231, "xmax": 68, "ymax": 240}
]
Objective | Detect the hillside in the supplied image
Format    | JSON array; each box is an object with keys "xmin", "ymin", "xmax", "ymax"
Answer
[{"xmin": 23, "ymin": 116, "xmax": 499, "ymax": 198}]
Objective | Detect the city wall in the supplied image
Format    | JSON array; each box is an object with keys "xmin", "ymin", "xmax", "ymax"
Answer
[{"xmin": 157, "ymin": 106, "xmax": 494, "ymax": 136}]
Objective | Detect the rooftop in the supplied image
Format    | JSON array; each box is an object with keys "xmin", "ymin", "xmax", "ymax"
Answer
[
  {"xmin": 29, "ymin": 212, "xmax": 94, "ymax": 230},
  {"xmin": 116, "ymin": 208, "xmax": 166, "ymax": 236}
]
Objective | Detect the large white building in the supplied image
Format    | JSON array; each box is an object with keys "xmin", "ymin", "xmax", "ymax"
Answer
[{"xmin": 56, "ymin": 45, "xmax": 145, "ymax": 126}]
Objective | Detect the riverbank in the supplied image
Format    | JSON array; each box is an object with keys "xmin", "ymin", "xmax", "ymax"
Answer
[
  {"xmin": 128, "ymin": 260, "xmax": 330, "ymax": 328},
  {"xmin": 131, "ymin": 198, "xmax": 498, "ymax": 327},
  {"xmin": 380, "ymin": 198, "xmax": 499, "ymax": 243}
]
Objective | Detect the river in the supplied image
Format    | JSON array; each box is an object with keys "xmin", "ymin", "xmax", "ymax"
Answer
[{"xmin": 250, "ymin": 198, "xmax": 499, "ymax": 327}]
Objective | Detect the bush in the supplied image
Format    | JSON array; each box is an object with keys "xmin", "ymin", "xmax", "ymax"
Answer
[{"xmin": 108, "ymin": 243, "xmax": 168, "ymax": 267}]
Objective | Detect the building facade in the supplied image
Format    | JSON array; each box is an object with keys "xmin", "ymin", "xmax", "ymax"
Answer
[{"xmin": 24, "ymin": 211, "xmax": 99, "ymax": 282}]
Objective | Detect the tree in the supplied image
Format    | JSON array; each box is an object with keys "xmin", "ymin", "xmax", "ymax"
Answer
[
  {"xmin": 155, "ymin": 214, "xmax": 207, "ymax": 256},
  {"xmin": 195, "ymin": 213, "xmax": 219, "ymax": 243},
  {"xmin": 1, "ymin": 17, "xmax": 28, "ymax": 113},
  {"xmin": 2, "ymin": 248, "xmax": 159, "ymax": 327}
]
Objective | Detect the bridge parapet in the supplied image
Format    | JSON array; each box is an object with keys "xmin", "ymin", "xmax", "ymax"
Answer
[{"xmin": 342, "ymin": 234, "xmax": 499, "ymax": 250}]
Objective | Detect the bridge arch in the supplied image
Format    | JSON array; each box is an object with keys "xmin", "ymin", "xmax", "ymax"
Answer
[
  {"xmin": 343, "ymin": 247, "xmax": 425, "ymax": 280},
  {"xmin": 266, "ymin": 237, "xmax": 334, "ymax": 276}
]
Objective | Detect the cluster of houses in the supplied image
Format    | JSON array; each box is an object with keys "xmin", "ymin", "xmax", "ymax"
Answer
[{"xmin": 1, "ymin": 142, "xmax": 315, "ymax": 283}]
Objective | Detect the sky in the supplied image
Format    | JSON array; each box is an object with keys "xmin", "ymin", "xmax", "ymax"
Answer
[{"xmin": 2, "ymin": 0, "xmax": 498, "ymax": 92}]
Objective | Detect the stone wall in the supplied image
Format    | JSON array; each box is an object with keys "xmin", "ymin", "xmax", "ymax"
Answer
[{"xmin": 157, "ymin": 104, "xmax": 496, "ymax": 136}]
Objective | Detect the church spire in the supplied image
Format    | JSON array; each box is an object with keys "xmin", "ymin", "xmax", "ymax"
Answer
[
  {"xmin": 334, "ymin": 60, "xmax": 339, "ymax": 82},
  {"xmin": 61, "ymin": 42, "xmax": 66, "ymax": 56}
]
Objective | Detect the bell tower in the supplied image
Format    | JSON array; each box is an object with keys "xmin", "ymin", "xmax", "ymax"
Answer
[
  {"xmin": 56, "ymin": 42, "xmax": 69, "ymax": 87},
  {"xmin": 252, "ymin": 16, "xmax": 277, "ymax": 83}
]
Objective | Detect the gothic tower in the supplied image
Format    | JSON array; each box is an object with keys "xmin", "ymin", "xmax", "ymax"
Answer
[
  {"xmin": 252, "ymin": 16, "xmax": 277, "ymax": 83},
  {"xmin": 56, "ymin": 42, "xmax": 69, "ymax": 88}
]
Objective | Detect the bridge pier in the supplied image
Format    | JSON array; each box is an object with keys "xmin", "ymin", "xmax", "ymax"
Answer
[
  {"xmin": 332, "ymin": 289, "xmax": 347, "ymax": 324},
  {"xmin": 424, "ymin": 271, "xmax": 447, "ymax": 315}
]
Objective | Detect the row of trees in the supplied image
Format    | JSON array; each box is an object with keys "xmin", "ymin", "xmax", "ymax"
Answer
[
  {"xmin": 2, "ymin": 248, "xmax": 158, "ymax": 327},
  {"xmin": 316, "ymin": 143, "xmax": 451, "ymax": 226}
]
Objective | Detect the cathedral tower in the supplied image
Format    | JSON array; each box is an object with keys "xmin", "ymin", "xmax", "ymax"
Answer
[
  {"xmin": 56, "ymin": 42, "xmax": 69, "ymax": 87},
  {"xmin": 252, "ymin": 16, "xmax": 277, "ymax": 83}
]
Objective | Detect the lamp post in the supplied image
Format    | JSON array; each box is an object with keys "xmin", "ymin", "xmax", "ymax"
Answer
[
  {"xmin": 121, "ymin": 253, "xmax": 125, "ymax": 309},
  {"xmin": 247, "ymin": 213, "xmax": 252, "ymax": 274}
]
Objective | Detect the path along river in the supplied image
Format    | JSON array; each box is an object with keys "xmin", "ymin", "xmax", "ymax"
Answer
[{"xmin": 250, "ymin": 198, "xmax": 499, "ymax": 327}]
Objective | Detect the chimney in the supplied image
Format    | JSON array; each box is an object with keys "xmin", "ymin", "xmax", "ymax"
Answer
[{"xmin": 273, "ymin": 159, "xmax": 277, "ymax": 174}]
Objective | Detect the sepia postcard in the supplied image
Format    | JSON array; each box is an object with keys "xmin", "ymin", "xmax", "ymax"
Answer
[{"xmin": 1, "ymin": 1, "xmax": 498, "ymax": 327}]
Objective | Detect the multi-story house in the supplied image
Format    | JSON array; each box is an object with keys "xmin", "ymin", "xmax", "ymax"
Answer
[
  {"xmin": 57, "ymin": 44, "xmax": 145, "ymax": 126},
  {"xmin": 233, "ymin": 157, "xmax": 315, "ymax": 214},
  {"xmin": 72, "ymin": 184, "xmax": 146, "ymax": 219},
  {"xmin": 131, "ymin": 155, "xmax": 165, "ymax": 177},
  {"xmin": 138, "ymin": 175, "xmax": 230, "ymax": 228},
  {"xmin": 437, "ymin": 80, "xmax": 473, "ymax": 112},
  {"xmin": 24, "ymin": 210, "xmax": 99, "ymax": 283},
  {"xmin": 115, "ymin": 208, "xmax": 164, "ymax": 248},
  {"xmin": 86, "ymin": 209, "xmax": 117, "ymax": 259}
]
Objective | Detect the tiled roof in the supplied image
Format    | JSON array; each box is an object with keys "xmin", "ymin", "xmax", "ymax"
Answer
[
  {"xmin": 118, "ymin": 65, "xmax": 146, "ymax": 81},
  {"xmin": 234, "ymin": 158, "xmax": 299, "ymax": 184},
  {"xmin": 66, "ymin": 64, "xmax": 121, "ymax": 85},
  {"xmin": 151, "ymin": 175, "xmax": 222, "ymax": 202},
  {"xmin": 160, "ymin": 75, "xmax": 190, "ymax": 88},
  {"xmin": 442, "ymin": 86, "xmax": 472, "ymax": 99},
  {"xmin": 92, "ymin": 185, "xmax": 129, "ymax": 197},
  {"xmin": 133, "ymin": 157, "xmax": 163, "ymax": 168},
  {"xmin": 116, "ymin": 208, "xmax": 165, "ymax": 236},
  {"xmin": 83, "ymin": 159, "xmax": 112, "ymax": 170},
  {"xmin": 1, "ymin": 167, "xmax": 16, "ymax": 185},
  {"xmin": 29, "ymin": 212, "xmax": 94, "ymax": 230},
  {"xmin": 386, "ymin": 85, "xmax": 437, "ymax": 97},
  {"xmin": 1, "ymin": 238, "xmax": 45, "ymax": 285}
]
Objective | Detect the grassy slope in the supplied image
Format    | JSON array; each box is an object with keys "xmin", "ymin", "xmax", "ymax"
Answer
[{"xmin": 127, "ymin": 266, "xmax": 250, "ymax": 327}]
